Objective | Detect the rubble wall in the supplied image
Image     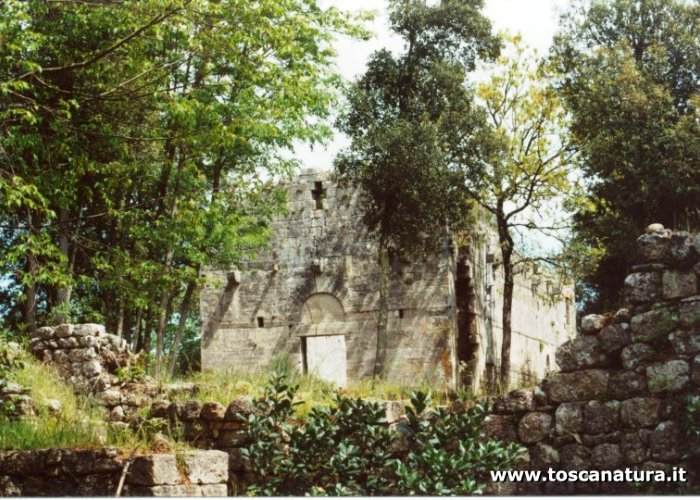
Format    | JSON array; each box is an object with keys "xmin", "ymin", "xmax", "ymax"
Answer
[{"xmin": 483, "ymin": 225, "xmax": 700, "ymax": 494}]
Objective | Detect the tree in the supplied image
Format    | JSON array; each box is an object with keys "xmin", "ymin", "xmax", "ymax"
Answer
[
  {"xmin": 0, "ymin": 0, "xmax": 367, "ymax": 376},
  {"xmin": 551, "ymin": 0, "xmax": 700, "ymax": 311},
  {"xmin": 465, "ymin": 37, "xmax": 573, "ymax": 389},
  {"xmin": 335, "ymin": 0, "xmax": 499, "ymax": 377}
]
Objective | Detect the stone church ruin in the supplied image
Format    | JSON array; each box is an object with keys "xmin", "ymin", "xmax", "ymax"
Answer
[{"xmin": 200, "ymin": 169, "xmax": 575, "ymax": 391}]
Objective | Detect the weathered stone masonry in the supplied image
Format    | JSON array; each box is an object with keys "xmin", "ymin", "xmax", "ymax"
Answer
[
  {"xmin": 201, "ymin": 169, "xmax": 575, "ymax": 390},
  {"xmin": 483, "ymin": 225, "xmax": 700, "ymax": 494}
]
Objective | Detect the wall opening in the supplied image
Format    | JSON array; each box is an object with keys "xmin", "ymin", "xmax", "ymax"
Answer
[
  {"xmin": 455, "ymin": 250, "xmax": 478, "ymax": 389},
  {"xmin": 398, "ymin": 308, "xmax": 404, "ymax": 319},
  {"xmin": 312, "ymin": 181, "xmax": 326, "ymax": 210},
  {"xmin": 257, "ymin": 316, "xmax": 264, "ymax": 327}
]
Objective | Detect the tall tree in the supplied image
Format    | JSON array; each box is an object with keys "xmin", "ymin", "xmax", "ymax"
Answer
[
  {"xmin": 336, "ymin": 0, "xmax": 499, "ymax": 377},
  {"xmin": 0, "ymin": 0, "xmax": 367, "ymax": 376},
  {"xmin": 551, "ymin": 0, "xmax": 700, "ymax": 311},
  {"xmin": 464, "ymin": 37, "xmax": 573, "ymax": 389}
]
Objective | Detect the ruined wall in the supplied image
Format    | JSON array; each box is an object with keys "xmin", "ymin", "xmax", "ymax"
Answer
[
  {"xmin": 201, "ymin": 169, "xmax": 575, "ymax": 389},
  {"xmin": 0, "ymin": 449, "xmax": 229, "ymax": 497},
  {"xmin": 201, "ymin": 169, "xmax": 457, "ymax": 386},
  {"xmin": 483, "ymin": 225, "xmax": 700, "ymax": 494}
]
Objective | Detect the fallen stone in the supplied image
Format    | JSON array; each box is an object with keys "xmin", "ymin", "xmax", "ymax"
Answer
[
  {"xmin": 630, "ymin": 307, "xmax": 679, "ymax": 342},
  {"xmin": 556, "ymin": 336, "xmax": 607, "ymax": 371},
  {"xmin": 620, "ymin": 397, "xmax": 660, "ymax": 428},
  {"xmin": 621, "ymin": 343, "xmax": 656, "ymax": 370},
  {"xmin": 545, "ymin": 369, "xmax": 609, "ymax": 403},
  {"xmin": 109, "ymin": 406, "xmax": 125, "ymax": 421},
  {"xmin": 646, "ymin": 360, "xmax": 689, "ymax": 393},
  {"xmin": 45, "ymin": 399, "xmax": 62, "ymax": 415}
]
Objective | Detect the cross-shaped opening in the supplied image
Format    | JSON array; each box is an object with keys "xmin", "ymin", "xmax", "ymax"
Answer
[{"xmin": 311, "ymin": 181, "xmax": 326, "ymax": 210}]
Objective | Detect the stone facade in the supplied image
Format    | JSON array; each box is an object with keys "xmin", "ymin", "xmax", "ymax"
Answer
[
  {"xmin": 482, "ymin": 224, "xmax": 700, "ymax": 494},
  {"xmin": 201, "ymin": 169, "xmax": 575, "ymax": 390}
]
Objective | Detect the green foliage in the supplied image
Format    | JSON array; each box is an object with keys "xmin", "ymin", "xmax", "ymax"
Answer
[
  {"xmin": 241, "ymin": 373, "xmax": 523, "ymax": 496},
  {"xmin": 551, "ymin": 0, "xmax": 700, "ymax": 311}
]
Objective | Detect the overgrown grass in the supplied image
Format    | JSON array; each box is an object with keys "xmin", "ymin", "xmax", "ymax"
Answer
[
  {"xmin": 174, "ymin": 355, "xmax": 453, "ymax": 416},
  {"xmin": 0, "ymin": 349, "xmax": 182, "ymax": 452}
]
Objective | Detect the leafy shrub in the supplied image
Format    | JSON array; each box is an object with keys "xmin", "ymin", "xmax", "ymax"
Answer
[{"xmin": 241, "ymin": 373, "xmax": 523, "ymax": 496}]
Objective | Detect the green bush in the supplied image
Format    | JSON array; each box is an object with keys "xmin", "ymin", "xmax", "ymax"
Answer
[{"xmin": 241, "ymin": 373, "xmax": 523, "ymax": 496}]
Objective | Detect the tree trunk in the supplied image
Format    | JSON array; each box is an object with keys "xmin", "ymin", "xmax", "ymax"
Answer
[
  {"xmin": 167, "ymin": 280, "xmax": 196, "ymax": 377},
  {"xmin": 55, "ymin": 208, "xmax": 75, "ymax": 322},
  {"xmin": 374, "ymin": 242, "xmax": 390, "ymax": 377},
  {"xmin": 497, "ymin": 210, "xmax": 514, "ymax": 392},
  {"xmin": 22, "ymin": 210, "xmax": 38, "ymax": 333}
]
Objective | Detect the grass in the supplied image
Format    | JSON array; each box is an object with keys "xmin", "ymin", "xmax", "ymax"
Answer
[
  {"xmin": 173, "ymin": 355, "xmax": 454, "ymax": 416},
  {"xmin": 0, "ymin": 348, "xmax": 185, "ymax": 452}
]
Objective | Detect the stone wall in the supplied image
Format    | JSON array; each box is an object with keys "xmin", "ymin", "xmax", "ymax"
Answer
[
  {"xmin": 0, "ymin": 449, "xmax": 228, "ymax": 497},
  {"xmin": 483, "ymin": 225, "xmax": 700, "ymax": 494},
  {"xmin": 201, "ymin": 169, "xmax": 575, "ymax": 391}
]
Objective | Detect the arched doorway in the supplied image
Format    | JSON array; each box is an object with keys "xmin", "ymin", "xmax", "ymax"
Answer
[{"xmin": 300, "ymin": 293, "xmax": 347, "ymax": 387}]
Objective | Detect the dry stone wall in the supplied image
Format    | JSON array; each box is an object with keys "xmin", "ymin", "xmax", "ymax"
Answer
[
  {"xmin": 483, "ymin": 225, "xmax": 700, "ymax": 494},
  {"xmin": 0, "ymin": 448, "xmax": 229, "ymax": 497}
]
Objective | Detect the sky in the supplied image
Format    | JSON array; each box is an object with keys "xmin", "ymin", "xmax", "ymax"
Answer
[{"xmin": 294, "ymin": 0, "xmax": 571, "ymax": 170}]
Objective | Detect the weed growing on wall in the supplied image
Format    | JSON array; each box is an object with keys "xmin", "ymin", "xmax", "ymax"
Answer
[{"xmin": 241, "ymin": 373, "xmax": 523, "ymax": 495}]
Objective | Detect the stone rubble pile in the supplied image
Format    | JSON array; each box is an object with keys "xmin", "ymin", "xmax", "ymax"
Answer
[{"xmin": 484, "ymin": 224, "xmax": 700, "ymax": 494}]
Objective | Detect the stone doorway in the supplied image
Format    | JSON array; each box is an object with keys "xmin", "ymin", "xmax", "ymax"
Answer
[{"xmin": 299, "ymin": 293, "xmax": 347, "ymax": 387}]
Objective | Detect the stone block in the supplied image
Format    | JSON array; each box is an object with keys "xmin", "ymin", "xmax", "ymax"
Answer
[
  {"xmin": 529, "ymin": 443, "xmax": 559, "ymax": 470},
  {"xmin": 200, "ymin": 402, "xmax": 226, "ymax": 421},
  {"xmin": 128, "ymin": 484, "xmax": 228, "ymax": 496},
  {"xmin": 646, "ymin": 360, "xmax": 689, "ymax": 393},
  {"xmin": 583, "ymin": 400, "xmax": 620, "ymax": 434},
  {"xmin": 630, "ymin": 307, "xmax": 679, "ymax": 342},
  {"xmin": 554, "ymin": 401, "xmax": 583, "ymax": 435},
  {"xmin": 99, "ymin": 389, "xmax": 122, "ymax": 406},
  {"xmin": 591, "ymin": 443, "xmax": 622, "ymax": 469},
  {"xmin": 662, "ymin": 271, "xmax": 697, "ymax": 299},
  {"xmin": 669, "ymin": 330, "xmax": 700, "ymax": 355},
  {"xmin": 621, "ymin": 342, "xmax": 656, "ymax": 370},
  {"xmin": 82, "ymin": 360, "xmax": 102, "ymax": 378},
  {"xmin": 620, "ymin": 430, "xmax": 649, "ymax": 464},
  {"xmin": 34, "ymin": 326, "xmax": 55, "ymax": 339},
  {"xmin": 73, "ymin": 323, "xmax": 106, "ymax": 337},
  {"xmin": 493, "ymin": 388, "xmax": 535, "ymax": 413},
  {"xmin": 679, "ymin": 296, "xmax": 700, "ymax": 328},
  {"xmin": 620, "ymin": 397, "xmax": 660, "ymax": 428},
  {"xmin": 636, "ymin": 230, "xmax": 671, "ymax": 263},
  {"xmin": 649, "ymin": 421, "xmax": 682, "ymax": 461},
  {"xmin": 545, "ymin": 369, "xmax": 609, "ymax": 403},
  {"xmin": 482, "ymin": 414, "xmax": 518, "ymax": 442},
  {"xmin": 556, "ymin": 336, "xmax": 607, "ymax": 372},
  {"xmin": 182, "ymin": 450, "xmax": 228, "ymax": 484},
  {"xmin": 224, "ymin": 398, "xmax": 253, "ymax": 422},
  {"xmin": 693, "ymin": 354, "xmax": 700, "ymax": 385},
  {"xmin": 518, "ymin": 412, "xmax": 552, "ymax": 443},
  {"xmin": 127, "ymin": 454, "xmax": 181, "ymax": 486},
  {"xmin": 54, "ymin": 324, "xmax": 74, "ymax": 338},
  {"xmin": 581, "ymin": 431, "xmax": 621, "ymax": 446},
  {"xmin": 179, "ymin": 400, "xmax": 202, "ymax": 420},
  {"xmin": 608, "ymin": 371, "xmax": 647, "ymax": 399},
  {"xmin": 624, "ymin": 272, "xmax": 661, "ymax": 304},
  {"xmin": 560, "ymin": 444, "xmax": 591, "ymax": 471},
  {"xmin": 581, "ymin": 314, "xmax": 607, "ymax": 334},
  {"xmin": 598, "ymin": 323, "xmax": 631, "ymax": 353}
]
